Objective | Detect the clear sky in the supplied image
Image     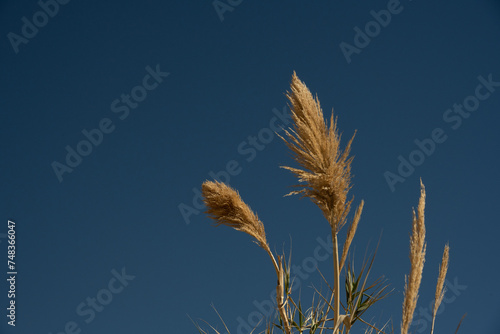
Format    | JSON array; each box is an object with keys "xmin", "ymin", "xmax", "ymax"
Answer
[{"xmin": 1, "ymin": 0, "xmax": 500, "ymax": 333}]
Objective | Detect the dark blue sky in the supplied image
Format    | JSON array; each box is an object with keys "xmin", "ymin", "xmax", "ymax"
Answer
[{"xmin": 1, "ymin": 0, "xmax": 500, "ymax": 333}]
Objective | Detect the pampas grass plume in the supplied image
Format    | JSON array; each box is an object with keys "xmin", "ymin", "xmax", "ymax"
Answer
[
  {"xmin": 281, "ymin": 71, "xmax": 355, "ymax": 231},
  {"xmin": 201, "ymin": 180, "xmax": 269, "ymax": 251},
  {"xmin": 401, "ymin": 179, "xmax": 427, "ymax": 334},
  {"xmin": 431, "ymin": 243, "xmax": 450, "ymax": 334}
]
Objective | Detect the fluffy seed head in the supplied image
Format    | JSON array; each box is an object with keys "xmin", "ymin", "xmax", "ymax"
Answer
[
  {"xmin": 281, "ymin": 72, "xmax": 355, "ymax": 230},
  {"xmin": 401, "ymin": 180, "xmax": 427, "ymax": 334},
  {"xmin": 434, "ymin": 244, "xmax": 449, "ymax": 310},
  {"xmin": 430, "ymin": 243, "xmax": 450, "ymax": 334},
  {"xmin": 201, "ymin": 180, "xmax": 269, "ymax": 250}
]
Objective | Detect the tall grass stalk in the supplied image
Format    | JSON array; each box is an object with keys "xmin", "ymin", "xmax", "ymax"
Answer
[
  {"xmin": 401, "ymin": 180, "xmax": 427, "ymax": 334},
  {"xmin": 280, "ymin": 72, "xmax": 358, "ymax": 334},
  {"xmin": 430, "ymin": 244, "xmax": 449, "ymax": 334},
  {"xmin": 202, "ymin": 180, "xmax": 292, "ymax": 334}
]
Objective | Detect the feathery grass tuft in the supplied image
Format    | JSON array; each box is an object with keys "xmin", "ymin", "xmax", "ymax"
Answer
[
  {"xmin": 430, "ymin": 243, "xmax": 450, "ymax": 334},
  {"xmin": 280, "ymin": 71, "xmax": 356, "ymax": 231},
  {"xmin": 202, "ymin": 180, "xmax": 269, "ymax": 250},
  {"xmin": 401, "ymin": 179, "xmax": 427, "ymax": 334}
]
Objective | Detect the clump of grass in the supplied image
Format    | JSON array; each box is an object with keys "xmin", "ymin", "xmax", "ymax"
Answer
[{"xmin": 195, "ymin": 72, "xmax": 461, "ymax": 334}]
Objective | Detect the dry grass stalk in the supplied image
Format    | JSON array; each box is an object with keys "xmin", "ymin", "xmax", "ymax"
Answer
[
  {"xmin": 340, "ymin": 200, "xmax": 364, "ymax": 271},
  {"xmin": 201, "ymin": 180, "xmax": 292, "ymax": 334},
  {"xmin": 454, "ymin": 313, "xmax": 467, "ymax": 334},
  {"xmin": 430, "ymin": 243, "xmax": 450, "ymax": 334},
  {"xmin": 280, "ymin": 72, "xmax": 361, "ymax": 334},
  {"xmin": 401, "ymin": 180, "xmax": 427, "ymax": 334},
  {"xmin": 276, "ymin": 255, "xmax": 290, "ymax": 334},
  {"xmin": 281, "ymin": 71, "xmax": 355, "ymax": 232}
]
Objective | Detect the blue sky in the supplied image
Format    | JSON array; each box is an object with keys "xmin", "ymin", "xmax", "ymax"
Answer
[{"xmin": 1, "ymin": 0, "xmax": 500, "ymax": 333}]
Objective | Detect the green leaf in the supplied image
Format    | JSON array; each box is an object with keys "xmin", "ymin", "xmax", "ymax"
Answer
[{"xmin": 298, "ymin": 300, "xmax": 303, "ymax": 328}]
